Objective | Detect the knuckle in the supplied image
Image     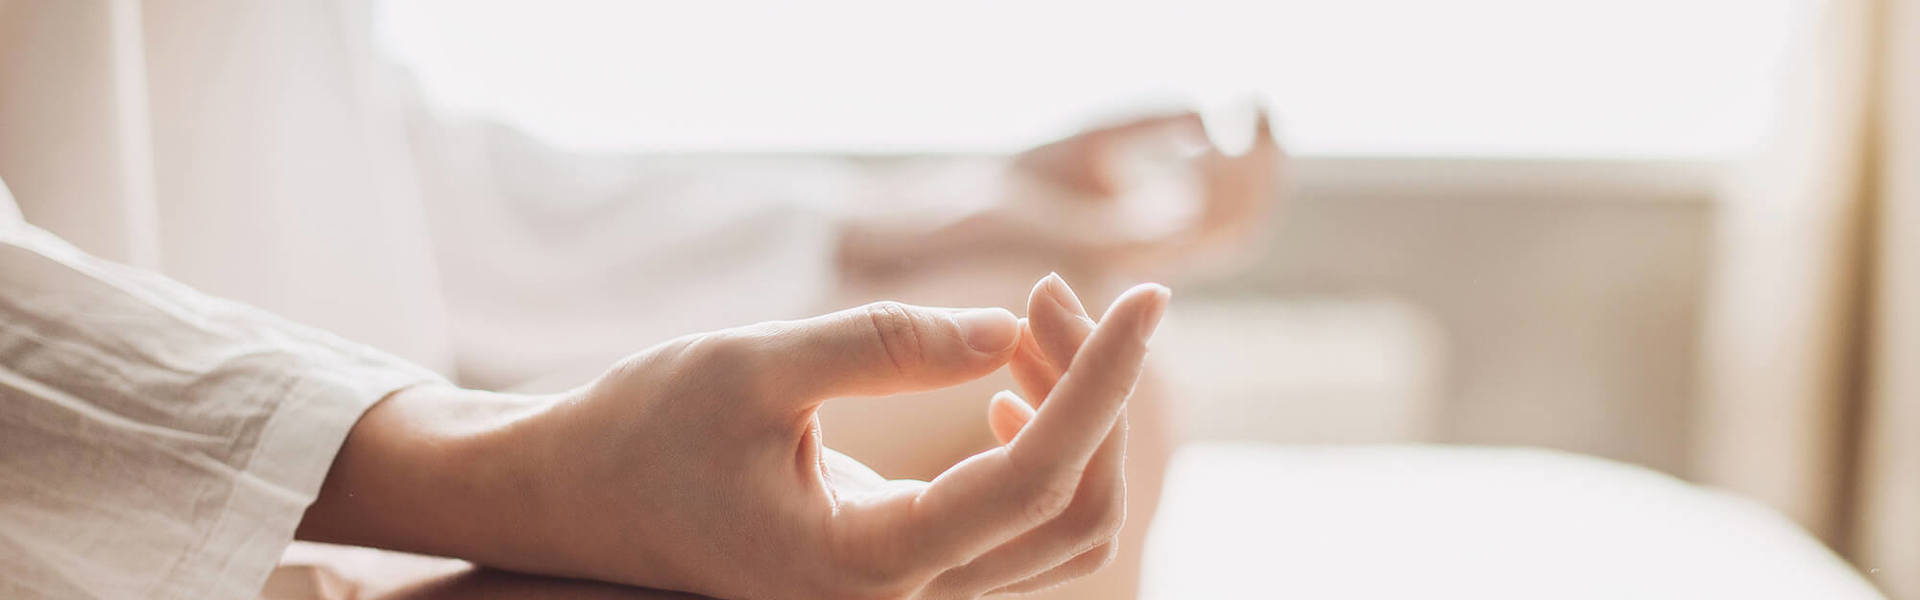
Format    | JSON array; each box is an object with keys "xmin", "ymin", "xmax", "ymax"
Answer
[
  {"xmin": 1010, "ymin": 543, "xmax": 1117, "ymax": 595},
  {"xmin": 863, "ymin": 301, "xmax": 925, "ymax": 373},
  {"xmin": 686, "ymin": 332, "xmax": 758, "ymax": 375},
  {"xmin": 675, "ymin": 331, "xmax": 767, "ymax": 396},
  {"xmin": 1020, "ymin": 478, "xmax": 1077, "ymax": 525},
  {"xmin": 1088, "ymin": 542, "xmax": 1121, "ymax": 573},
  {"xmin": 1059, "ymin": 542, "xmax": 1119, "ymax": 582},
  {"xmin": 1081, "ymin": 491, "xmax": 1127, "ymax": 544}
]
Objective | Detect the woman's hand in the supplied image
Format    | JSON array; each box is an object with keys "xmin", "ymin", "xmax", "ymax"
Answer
[
  {"xmin": 838, "ymin": 110, "xmax": 1285, "ymax": 282},
  {"xmin": 1003, "ymin": 109, "xmax": 1286, "ymax": 276},
  {"xmin": 300, "ymin": 278, "xmax": 1169, "ymax": 600}
]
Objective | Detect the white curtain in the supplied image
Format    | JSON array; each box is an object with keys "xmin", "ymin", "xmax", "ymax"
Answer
[
  {"xmin": 1856, "ymin": 0, "xmax": 1920, "ymax": 589},
  {"xmin": 1697, "ymin": 0, "xmax": 1920, "ymax": 595}
]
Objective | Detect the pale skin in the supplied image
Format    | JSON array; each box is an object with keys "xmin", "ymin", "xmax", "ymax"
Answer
[
  {"xmin": 293, "ymin": 110, "xmax": 1283, "ymax": 599},
  {"xmin": 825, "ymin": 108, "xmax": 1282, "ymax": 600},
  {"xmin": 839, "ymin": 109, "xmax": 1283, "ymax": 285},
  {"xmin": 300, "ymin": 278, "xmax": 1169, "ymax": 600}
]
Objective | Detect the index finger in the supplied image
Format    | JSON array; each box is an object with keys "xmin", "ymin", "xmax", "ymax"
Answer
[
  {"xmin": 1008, "ymin": 283, "xmax": 1167, "ymax": 471},
  {"xmin": 906, "ymin": 283, "xmax": 1168, "ymax": 565}
]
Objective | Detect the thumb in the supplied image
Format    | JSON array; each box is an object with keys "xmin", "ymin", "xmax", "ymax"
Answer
[{"xmin": 749, "ymin": 301, "xmax": 1020, "ymax": 405}]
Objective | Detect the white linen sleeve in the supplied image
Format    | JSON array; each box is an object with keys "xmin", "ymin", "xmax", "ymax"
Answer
[{"xmin": 0, "ymin": 223, "xmax": 447, "ymax": 600}]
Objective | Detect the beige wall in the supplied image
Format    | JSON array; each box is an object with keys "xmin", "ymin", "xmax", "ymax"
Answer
[{"xmin": 1204, "ymin": 157, "xmax": 1717, "ymax": 475}]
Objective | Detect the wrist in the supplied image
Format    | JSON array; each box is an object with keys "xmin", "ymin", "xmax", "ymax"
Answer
[{"xmin": 297, "ymin": 384, "xmax": 552, "ymax": 560}]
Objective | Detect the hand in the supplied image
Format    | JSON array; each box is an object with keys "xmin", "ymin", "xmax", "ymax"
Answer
[
  {"xmin": 1005, "ymin": 109, "xmax": 1286, "ymax": 276},
  {"xmin": 838, "ymin": 109, "xmax": 1285, "ymax": 282},
  {"xmin": 300, "ymin": 278, "xmax": 1170, "ymax": 600},
  {"xmin": 963, "ymin": 273, "xmax": 1127, "ymax": 595}
]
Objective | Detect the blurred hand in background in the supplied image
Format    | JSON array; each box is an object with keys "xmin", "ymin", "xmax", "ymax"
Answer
[{"xmin": 839, "ymin": 109, "xmax": 1286, "ymax": 289}]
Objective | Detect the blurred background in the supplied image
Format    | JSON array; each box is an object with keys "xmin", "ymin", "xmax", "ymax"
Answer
[
  {"xmin": 369, "ymin": 0, "xmax": 1782, "ymax": 467},
  {"xmin": 366, "ymin": 0, "xmax": 1914, "ymax": 593},
  {"xmin": 5, "ymin": 0, "xmax": 1919, "ymax": 597}
]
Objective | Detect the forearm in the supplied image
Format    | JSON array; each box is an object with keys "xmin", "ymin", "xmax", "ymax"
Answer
[
  {"xmin": 375, "ymin": 567, "xmax": 713, "ymax": 600},
  {"xmin": 297, "ymin": 385, "xmax": 553, "ymax": 561}
]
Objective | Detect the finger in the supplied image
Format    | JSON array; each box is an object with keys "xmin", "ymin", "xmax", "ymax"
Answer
[
  {"xmin": 906, "ymin": 284, "xmax": 1167, "ymax": 567},
  {"xmin": 988, "ymin": 390, "xmax": 1036, "ymax": 445},
  {"xmin": 1010, "ymin": 273, "xmax": 1094, "ymax": 403},
  {"xmin": 932, "ymin": 274, "xmax": 1120, "ymax": 592},
  {"xmin": 1028, "ymin": 273, "xmax": 1095, "ymax": 376},
  {"xmin": 1008, "ymin": 320, "xmax": 1060, "ymax": 407},
  {"xmin": 994, "ymin": 541, "xmax": 1119, "ymax": 595},
  {"xmin": 931, "ymin": 410, "xmax": 1128, "ymax": 596},
  {"xmin": 1252, "ymin": 107, "xmax": 1279, "ymax": 148},
  {"xmin": 745, "ymin": 301, "xmax": 1019, "ymax": 406},
  {"xmin": 1008, "ymin": 282, "xmax": 1167, "ymax": 470},
  {"xmin": 1193, "ymin": 108, "xmax": 1285, "ymax": 244}
]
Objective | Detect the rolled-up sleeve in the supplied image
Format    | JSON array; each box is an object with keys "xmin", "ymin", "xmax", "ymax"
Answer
[{"xmin": 0, "ymin": 223, "xmax": 446, "ymax": 600}]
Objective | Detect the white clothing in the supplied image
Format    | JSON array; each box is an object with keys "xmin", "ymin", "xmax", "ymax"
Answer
[
  {"xmin": 0, "ymin": 1, "xmax": 838, "ymax": 598},
  {"xmin": 0, "ymin": 179, "xmax": 442, "ymax": 599}
]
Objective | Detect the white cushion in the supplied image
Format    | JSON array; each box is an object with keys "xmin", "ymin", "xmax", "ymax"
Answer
[
  {"xmin": 1141, "ymin": 443, "xmax": 1882, "ymax": 599},
  {"xmin": 1155, "ymin": 300, "xmax": 1442, "ymax": 443}
]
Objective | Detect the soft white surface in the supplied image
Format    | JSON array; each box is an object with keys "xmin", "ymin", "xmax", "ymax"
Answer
[
  {"xmin": 1141, "ymin": 443, "xmax": 1884, "ymax": 600},
  {"xmin": 1154, "ymin": 300, "xmax": 1441, "ymax": 443}
]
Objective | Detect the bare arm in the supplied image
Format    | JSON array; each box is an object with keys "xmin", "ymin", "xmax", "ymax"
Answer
[{"xmin": 293, "ymin": 277, "xmax": 1169, "ymax": 600}]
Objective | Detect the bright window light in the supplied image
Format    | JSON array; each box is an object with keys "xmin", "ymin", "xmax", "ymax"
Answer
[{"xmin": 376, "ymin": 0, "xmax": 1799, "ymax": 158}]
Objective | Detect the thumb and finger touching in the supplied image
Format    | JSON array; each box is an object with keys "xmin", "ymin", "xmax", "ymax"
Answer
[
  {"xmin": 957, "ymin": 274, "xmax": 1143, "ymax": 595},
  {"xmin": 764, "ymin": 274, "xmax": 1166, "ymax": 592},
  {"xmin": 994, "ymin": 273, "xmax": 1096, "ymax": 444},
  {"xmin": 1005, "ymin": 277, "xmax": 1162, "ymax": 468},
  {"xmin": 908, "ymin": 278, "xmax": 1168, "ymax": 581}
]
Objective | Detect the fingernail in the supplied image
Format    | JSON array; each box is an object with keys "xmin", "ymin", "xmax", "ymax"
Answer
[
  {"xmin": 954, "ymin": 308, "xmax": 1019, "ymax": 353},
  {"xmin": 1138, "ymin": 285, "xmax": 1171, "ymax": 341},
  {"xmin": 994, "ymin": 390, "xmax": 1037, "ymax": 417},
  {"xmin": 1040, "ymin": 272, "xmax": 1090, "ymax": 318}
]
